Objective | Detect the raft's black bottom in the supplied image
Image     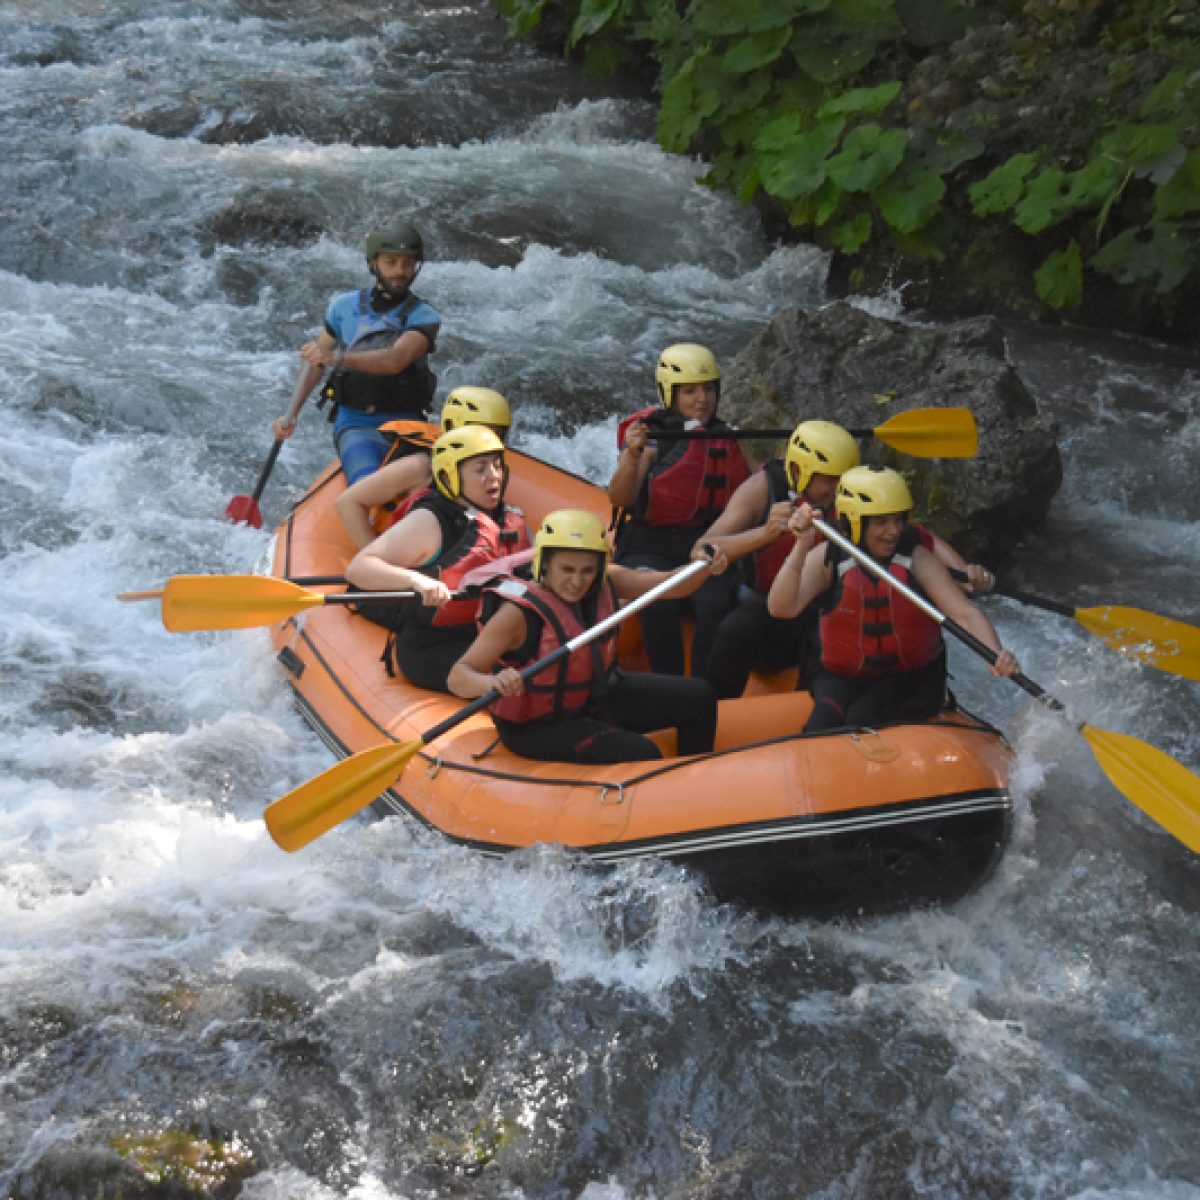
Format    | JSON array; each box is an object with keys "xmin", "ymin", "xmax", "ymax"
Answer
[
  {"xmin": 289, "ymin": 683, "xmax": 1010, "ymax": 920},
  {"xmin": 666, "ymin": 799, "xmax": 1011, "ymax": 918}
]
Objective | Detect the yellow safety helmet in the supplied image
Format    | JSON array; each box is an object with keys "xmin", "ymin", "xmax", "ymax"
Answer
[
  {"xmin": 835, "ymin": 465, "xmax": 915, "ymax": 544},
  {"xmin": 431, "ymin": 425, "xmax": 506, "ymax": 501},
  {"xmin": 532, "ymin": 509, "xmax": 611, "ymax": 581},
  {"xmin": 440, "ymin": 386, "xmax": 512, "ymax": 434},
  {"xmin": 655, "ymin": 343, "xmax": 721, "ymax": 408},
  {"xmin": 785, "ymin": 420, "xmax": 861, "ymax": 495}
]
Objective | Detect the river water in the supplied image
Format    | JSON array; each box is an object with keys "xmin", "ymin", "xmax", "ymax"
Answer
[{"xmin": 3, "ymin": 2, "xmax": 1199, "ymax": 1197}]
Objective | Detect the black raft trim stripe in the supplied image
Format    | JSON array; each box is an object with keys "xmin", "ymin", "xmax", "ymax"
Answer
[{"xmin": 418, "ymin": 788, "xmax": 1013, "ymax": 862}]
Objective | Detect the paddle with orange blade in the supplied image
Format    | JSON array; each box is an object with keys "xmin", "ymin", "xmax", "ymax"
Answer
[
  {"xmin": 652, "ymin": 406, "xmax": 979, "ymax": 459},
  {"xmin": 263, "ymin": 557, "xmax": 712, "ymax": 851},
  {"xmin": 949, "ymin": 569, "xmax": 1200, "ymax": 681},
  {"xmin": 814, "ymin": 516, "xmax": 1200, "ymax": 854}
]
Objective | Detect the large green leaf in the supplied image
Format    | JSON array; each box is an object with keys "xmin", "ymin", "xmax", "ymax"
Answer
[
  {"xmin": 827, "ymin": 0, "xmax": 897, "ymax": 29},
  {"xmin": 818, "ymin": 80, "xmax": 901, "ymax": 118},
  {"xmin": 1035, "ymin": 241, "xmax": 1082, "ymax": 309},
  {"xmin": 568, "ymin": 0, "xmax": 623, "ymax": 48},
  {"xmin": 1065, "ymin": 155, "xmax": 1125, "ymax": 209},
  {"xmin": 873, "ymin": 168, "xmax": 945, "ymax": 233},
  {"xmin": 1155, "ymin": 149, "xmax": 1200, "ymax": 219},
  {"xmin": 907, "ymin": 127, "xmax": 985, "ymax": 175},
  {"xmin": 826, "ymin": 124, "xmax": 907, "ymax": 193},
  {"xmin": 691, "ymin": 0, "xmax": 813, "ymax": 36},
  {"xmin": 717, "ymin": 75, "xmax": 774, "ymax": 123},
  {"xmin": 1098, "ymin": 121, "xmax": 1184, "ymax": 170},
  {"xmin": 721, "ymin": 26, "xmax": 794, "ymax": 73},
  {"xmin": 494, "ymin": 0, "xmax": 546, "ymax": 37},
  {"xmin": 968, "ymin": 152, "xmax": 1039, "ymax": 216},
  {"xmin": 1139, "ymin": 68, "xmax": 1193, "ymax": 118},
  {"xmin": 791, "ymin": 31, "xmax": 878, "ymax": 82},
  {"xmin": 831, "ymin": 211, "xmax": 873, "ymax": 251},
  {"xmin": 1014, "ymin": 168, "xmax": 1079, "ymax": 234},
  {"xmin": 760, "ymin": 119, "xmax": 846, "ymax": 200},
  {"xmin": 787, "ymin": 179, "xmax": 844, "ymax": 227},
  {"xmin": 658, "ymin": 58, "xmax": 704, "ymax": 152},
  {"xmin": 754, "ymin": 113, "xmax": 803, "ymax": 152},
  {"xmin": 629, "ymin": 0, "xmax": 685, "ymax": 44},
  {"xmin": 1091, "ymin": 224, "xmax": 1194, "ymax": 293}
]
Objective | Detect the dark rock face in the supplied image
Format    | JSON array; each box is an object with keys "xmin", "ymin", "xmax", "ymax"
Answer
[
  {"xmin": 721, "ymin": 302, "xmax": 1063, "ymax": 564},
  {"xmin": 204, "ymin": 189, "xmax": 325, "ymax": 249}
]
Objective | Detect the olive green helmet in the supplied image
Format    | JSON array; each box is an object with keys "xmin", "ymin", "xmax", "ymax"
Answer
[
  {"xmin": 785, "ymin": 420, "xmax": 861, "ymax": 496},
  {"xmin": 532, "ymin": 509, "xmax": 611, "ymax": 581},
  {"xmin": 654, "ymin": 343, "xmax": 721, "ymax": 408},
  {"xmin": 363, "ymin": 220, "xmax": 424, "ymax": 263},
  {"xmin": 835, "ymin": 465, "xmax": 914, "ymax": 544}
]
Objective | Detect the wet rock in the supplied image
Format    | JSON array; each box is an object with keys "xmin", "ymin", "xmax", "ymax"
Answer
[
  {"xmin": 205, "ymin": 188, "xmax": 325, "ymax": 249},
  {"xmin": 721, "ymin": 302, "xmax": 1063, "ymax": 564},
  {"xmin": 13, "ymin": 1124, "xmax": 258, "ymax": 1199}
]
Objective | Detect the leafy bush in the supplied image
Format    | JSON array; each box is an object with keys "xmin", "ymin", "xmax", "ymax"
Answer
[{"xmin": 491, "ymin": 0, "xmax": 1200, "ymax": 317}]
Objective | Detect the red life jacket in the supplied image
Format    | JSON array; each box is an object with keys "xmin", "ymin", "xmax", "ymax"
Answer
[
  {"xmin": 617, "ymin": 406, "xmax": 752, "ymax": 528},
  {"xmin": 745, "ymin": 466, "xmax": 938, "ymax": 593},
  {"xmin": 409, "ymin": 492, "xmax": 531, "ymax": 628},
  {"xmin": 819, "ymin": 530, "xmax": 942, "ymax": 677},
  {"xmin": 386, "ymin": 485, "xmax": 432, "ymax": 529},
  {"xmin": 746, "ymin": 460, "xmax": 837, "ymax": 593},
  {"xmin": 487, "ymin": 575, "xmax": 620, "ymax": 723}
]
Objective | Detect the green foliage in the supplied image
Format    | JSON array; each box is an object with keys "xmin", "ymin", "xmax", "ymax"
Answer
[
  {"xmin": 493, "ymin": 0, "xmax": 1200, "ymax": 318},
  {"xmin": 1091, "ymin": 223, "xmax": 1194, "ymax": 292},
  {"xmin": 493, "ymin": 0, "xmax": 547, "ymax": 38},
  {"xmin": 1036, "ymin": 241, "xmax": 1083, "ymax": 308}
]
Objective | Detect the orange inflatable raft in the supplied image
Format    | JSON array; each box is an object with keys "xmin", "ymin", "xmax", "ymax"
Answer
[{"xmin": 268, "ymin": 436, "xmax": 1012, "ymax": 916}]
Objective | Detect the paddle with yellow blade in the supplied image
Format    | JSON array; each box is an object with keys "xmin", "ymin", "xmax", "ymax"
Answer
[
  {"xmin": 150, "ymin": 574, "xmax": 420, "ymax": 633},
  {"xmin": 117, "ymin": 575, "xmax": 346, "ymax": 603},
  {"xmin": 118, "ymin": 552, "xmax": 537, "ymax": 633},
  {"xmin": 814, "ymin": 515, "xmax": 1200, "ymax": 854},
  {"xmin": 652, "ymin": 406, "xmax": 979, "ymax": 459},
  {"xmin": 263, "ymin": 556, "xmax": 713, "ymax": 852},
  {"xmin": 949, "ymin": 568, "xmax": 1200, "ymax": 682}
]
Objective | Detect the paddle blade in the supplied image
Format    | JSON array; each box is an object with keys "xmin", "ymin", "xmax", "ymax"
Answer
[
  {"xmin": 874, "ymin": 407, "xmax": 978, "ymax": 458},
  {"xmin": 161, "ymin": 574, "xmax": 324, "ymax": 632},
  {"xmin": 264, "ymin": 739, "xmax": 424, "ymax": 852},
  {"xmin": 1082, "ymin": 725, "xmax": 1200, "ymax": 853},
  {"xmin": 225, "ymin": 494, "xmax": 264, "ymax": 529},
  {"xmin": 1075, "ymin": 605, "xmax": 1200, "ymax": 681}
]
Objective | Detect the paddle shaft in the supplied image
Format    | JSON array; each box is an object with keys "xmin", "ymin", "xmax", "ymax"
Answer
[
  {"xmin": 812, "ymin": 518, "xmax": 1056, "ymax": 710},
  {"xmin": 650, "ymin": 426, "xmax": 878, "ymax": 441},
  {"xmin": 250, "ymin": 439, "xmax": 284, "ymax": 504},
  {"xmin": 948, "ymin": 568, "xmax": 1074, "ymax": 618}
]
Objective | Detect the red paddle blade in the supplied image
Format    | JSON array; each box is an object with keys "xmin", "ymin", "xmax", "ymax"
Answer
[{"xmin": 224, "ymin": 494, "xmax": 264, "ymax": 529}]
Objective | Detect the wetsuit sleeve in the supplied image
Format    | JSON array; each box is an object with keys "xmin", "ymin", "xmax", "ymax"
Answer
[
  {"xmin": 404, "ymin": 299, "xmax": 441, "ymax": 353},
  {"xmin": 406, "ymin": 322, "xmax": 439, "ymax": 351},
  {"xmin": 323, "ymin": 292, "xmax": 355, "ymax": 343}
]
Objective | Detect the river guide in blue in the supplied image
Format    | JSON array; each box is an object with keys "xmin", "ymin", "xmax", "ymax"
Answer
[{"xmin": 272, "ymin": 220, "xmax": 442, "ymax": 483}]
